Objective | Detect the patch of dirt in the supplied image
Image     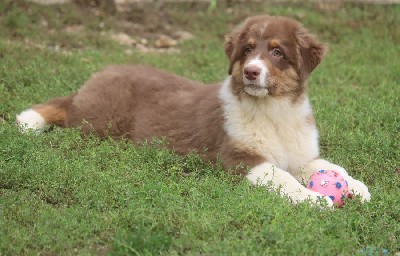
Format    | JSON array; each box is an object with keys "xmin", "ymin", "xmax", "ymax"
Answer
[
  {"xmin": 110, "ymin": 32, "xmax": 137, "ymax": 45},
  {"xmin": 20, "ymin": 0, "xmax": 209, "ymax": 54},
  {"xmin": 107, "ymin": 29, "xmax": 192, "ymax": 53},
  {"xmin": 21, "ymin": 0, "xmax": 400, "ymax": 55}
]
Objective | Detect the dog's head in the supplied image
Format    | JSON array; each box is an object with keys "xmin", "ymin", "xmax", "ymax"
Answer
[{"xmin": 225, "ymin": 15, "xmax": 327, "ymax": 99}]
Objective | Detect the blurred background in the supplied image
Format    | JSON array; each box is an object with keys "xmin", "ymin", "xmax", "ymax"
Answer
[{"xmin": 1, "ymin": 0, "xmax": 398, "ymax": 59}]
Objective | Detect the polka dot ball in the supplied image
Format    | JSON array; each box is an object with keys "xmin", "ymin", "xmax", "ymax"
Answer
[{"xmin": 307, "ymin": 170, "xmax": 349, "ymax": 207}]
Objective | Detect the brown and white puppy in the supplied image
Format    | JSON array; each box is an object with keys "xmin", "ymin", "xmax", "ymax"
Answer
[{"xmin": 16, "ymin": 15, "xmax": 370, "ymax": 206}]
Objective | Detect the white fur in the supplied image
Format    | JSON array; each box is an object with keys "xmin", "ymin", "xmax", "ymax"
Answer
[
  {"xmin": 219, "ymin": 77, "xmax": 371, "ymax": 205},
  {"xmin": 220, "ymin": 77, "xmax": 319, "ymax": 174},
  {"xmin": 246, "ymin": 162, "xmax": 334, "ymax": 206},
  {"xmin": 16, "ymin": 109, "xmax": 46, "ymax": 133}
]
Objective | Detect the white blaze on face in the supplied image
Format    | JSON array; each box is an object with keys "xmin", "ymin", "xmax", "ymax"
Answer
[{"xmin": 243, "ymin": 55, "xmax": 269, "ymax": 97}]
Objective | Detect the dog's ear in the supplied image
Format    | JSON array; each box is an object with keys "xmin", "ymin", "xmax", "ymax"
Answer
[
  {"xmin": 224, "ymin": 34, "xmax": 236, "ymax": 75},
  {"xmin": 224, "ymin": 21, "xmax": 247, "ymax": 75},
  {"xmin": 296, "ymin": 28, "xmax": 327, "ymax": 80}
]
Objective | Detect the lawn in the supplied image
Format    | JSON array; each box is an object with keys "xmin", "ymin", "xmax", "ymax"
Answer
[{"xmin": 0, "ymin": 1, "xmax": 399, "ymax": 255}]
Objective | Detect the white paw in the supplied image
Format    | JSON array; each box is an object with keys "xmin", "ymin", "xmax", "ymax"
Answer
[
  {"xmin": 347, "ymin": 178, "xmax": 371, "ymax": 202},
  {"xmin": 16, "ymin": 109, "xmax": 46, "ymax": 133},
  {"xmin": 286, "ymin": 189, "xmax": 334, "ymax": 208}
]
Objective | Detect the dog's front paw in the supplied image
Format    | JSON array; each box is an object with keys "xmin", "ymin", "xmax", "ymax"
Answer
[
  {"xmin": 286, "ymin": 189, "xmax": 334, "ymax": 208},
  {"xmin": 347, "ymin": 177, "xmax": 371, "ymax": 202}
]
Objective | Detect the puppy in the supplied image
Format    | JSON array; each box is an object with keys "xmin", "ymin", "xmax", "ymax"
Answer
[{"xmin": 16, "ymin": 15, "xmax": 370, "ymax": 206}]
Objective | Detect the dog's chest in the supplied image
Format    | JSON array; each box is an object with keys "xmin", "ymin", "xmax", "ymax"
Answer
[{"xmin": 220, "ymin": 83, "xmax": 319, "ymax": 171}]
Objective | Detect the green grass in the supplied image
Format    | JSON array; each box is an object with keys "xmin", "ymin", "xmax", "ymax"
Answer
[{"xmin": 1, "ymin": 1, "xmax": 399, "ymax": 255}]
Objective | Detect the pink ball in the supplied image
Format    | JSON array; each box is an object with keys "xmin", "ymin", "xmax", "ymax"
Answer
[{"xmin": 307, "ymin": 170, "xmax": 349, "ymax": 207}]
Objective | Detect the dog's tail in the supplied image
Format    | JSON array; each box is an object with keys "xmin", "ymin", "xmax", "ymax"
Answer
[{"xmin": 16, "ymin": 94, "xmax": 75, "ymax": 133}]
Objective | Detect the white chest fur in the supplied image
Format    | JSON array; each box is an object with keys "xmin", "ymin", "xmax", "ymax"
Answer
[{"xmin": 219, "ymin": 77, "xmax": 320, "ymax": 174}]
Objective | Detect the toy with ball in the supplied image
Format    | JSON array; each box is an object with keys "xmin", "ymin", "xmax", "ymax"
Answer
[{"xmin": 307, "ymin": 170, "xmax": 349, "ymax": 207}]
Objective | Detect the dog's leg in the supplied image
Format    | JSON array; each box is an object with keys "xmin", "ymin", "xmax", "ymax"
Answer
[
  {"xmin": 246, "ymin": 162, "xmax": 334, "ymax": 207},
  {"xmin": 300, "ymin": 159, "xmax": 371, "ymax": 202}
]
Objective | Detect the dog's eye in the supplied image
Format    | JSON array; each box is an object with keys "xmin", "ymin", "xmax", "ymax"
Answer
[
  {"xmin": 245, "ymin": 47, "xmax": 253, "ymax": 54},
  {"xmin": 271, "ymin": 48, "xmax": 283, "ymax": 58}
]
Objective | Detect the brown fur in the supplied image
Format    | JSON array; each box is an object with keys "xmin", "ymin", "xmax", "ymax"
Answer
[
  {"xmin": 29, "ymin": 15, "xmax": 326, "ymax": 174},
  {"xmin": 33, "ymin": 95, "xmax": 75, "ymax": 126}
]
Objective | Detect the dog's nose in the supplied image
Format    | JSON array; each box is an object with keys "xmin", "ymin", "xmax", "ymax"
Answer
[{"xmin": 244, "ymin": 65, "xmax": 261, "ymax": 80}]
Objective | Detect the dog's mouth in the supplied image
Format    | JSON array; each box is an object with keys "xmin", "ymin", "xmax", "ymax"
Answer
[
  {"xmin": 243, "ymin": 76, "xmax": 268, "ymax": 87},
  {"xmin": 243, "ymin": 83, "xmax": 269, "ymax": 97},
  {"xmin": 245, "ymin": 83, "xmax": 267, "ymax": 90}
]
